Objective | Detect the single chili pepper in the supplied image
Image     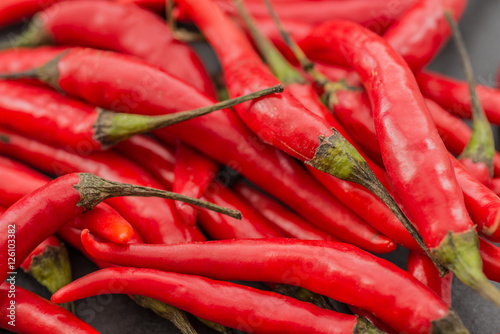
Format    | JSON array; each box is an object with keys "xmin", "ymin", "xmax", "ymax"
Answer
[
  {"xmin": 0, "ymin": 49, "xmax": 395, "ymax": 253},
  {"xmin": 81, "ymin": 234, "xmax": 468, "ymax": 334},
  {"xmin": 0, "ymin": 47, "xmax": 65, "ymax": 78},
  {"xmin": 417, "ymin": 71, "xmax": 500, "ymax": 126},
  {"xmin": 199, "ymin": 180, "xmax": 286, "ymax": 239},
  {"xmin": 0, "ymin": 0, "xmax": 60, "ymax": 29},
  {"xmin": 178, "ymin": 0, "xmax": 423, "ymax": 257},
  {"xmin": 173, "ymin": 142, "xmax": 220, "ymax": 226},
  {"xmin": 408, "ymin": 251, "xmax": 453, "ymax": 307},
  {"xmin": 20, "ymin": 235, "xmax": 73, "ymax": 310},
  {"xmin": 0, "ymin": 80, "xmax": 282, "ymax": 151},
  {"xmin": 5, "ymin": 1, "xmax": 216, "ymax": 98},
  {"xmin": 445, "ymin": 13, "xmax": 495, "ymax": 186},
  {"xmin": 301, "ymin": 20, "xmax": 500, "ymax": 306},
  {"xmin": 0, "ymin": 172, "xmax": 241, "ymax": 283},
  {"xmin": 0, "ymin": 284, "xmax": 99, "ymax": 334},
  {"xmin": 0, "ymin": 155, "xmax": 135, "ymax": 244},
  {"xmin": 233, "ymin": 181, "xmax": 334, "ymax": 240},
  {"xmin": 52, "ymin": 267, "xmax": 384, "ymax": 334},
  {"xmin": 0, "ymin": 128, "xmax": 240, "ymax": 244}
]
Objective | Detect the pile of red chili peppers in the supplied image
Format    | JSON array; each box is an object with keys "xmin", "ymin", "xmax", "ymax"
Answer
[{"xmin": 0, "ymin": 0, "xmax": 500, "ymax": 333}]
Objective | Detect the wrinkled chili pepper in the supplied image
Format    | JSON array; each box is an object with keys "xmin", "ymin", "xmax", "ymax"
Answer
[
  {"xmin": 0, "ymin": 49, "xmax": 394, "ymax": 253},
  {"xmin": 301, "ymin": 20, "xmax": 500, "ymax": 306},
  {"xmin": 0, "ymin": 155, "xmax": 135, "ymax": 244},
  {"xmin": 408, "ymin": 251, "xmax": 453, "ymax": 307},
  {"xmin": 233, "ymin": 181, "xmax": 334, "ymax": 240},
  {"xmin": 0, "ymin": 172, "xmax": 239, "ymax": 282},
  {"xmin": 52, "ymin": 266, "xmax": 383, "ymax": 334},
  {"xmin": 5, "ymin": 1, "xmax": 216, "ymax": 98},
  {"xmin": 0, "ymin": 284, "xmax": 99, "ymax": 334},
  {"xmin": 173, "ymin": 142, "xmax": 219, "ymax": 226},
  {"xmin": 81, "ymin": 234, "xmax": 468, "ymax": 334}
]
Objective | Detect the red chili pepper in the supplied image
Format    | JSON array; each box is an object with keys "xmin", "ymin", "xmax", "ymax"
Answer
[
  {"xmin": 52, "ymin": 267, "xmax": 380, "ymax": 334},
  {"xmin": 490, "ymin": 178, "xmax": 500, "ymax": 196},
  {"xmin": 0, "ymin": 155, "xmax": 135, "ymax": 243},
  {"xmin": 301, "ymin": 20, "xmax": 500, "ymax": 305},
  {"xmin": 0, "ymin": 0, "xmax": 60, "ymax": 28},
  {"xmin": 81, "ymin": 234, "xmax": 467, "ymax": 334},
  {"xmin": 0, "ymin": 47, "xmax": 65, "ymax": 77},
  {"xmin": 8, "ymin": 1, "xmax": 216, "ymax": 97},
  {"xmin": 173, "ymin": 142, "xmax": 219, "ymax": 226},
  {"xmin": 233, "ymin": 181, "xmax": 334, "ymax": 240},
  {"xmin": 0, "ymin": 128, "xmax": 227, "ymax": 244},
  {"xmin": 417, "ymin": 71, "xmax": 500, "ymax": 125},
  {"xmin": 408, "ymin": 251, "xmax": 453, "ymax": 307},
  {"xmin": 0, "ymin": 284, "xmax": 99, "ymax": 333},
  {"xmin": 383, "ymin": 0, "xmax": 467, "ymax": 71},
  {"xmin": 0, "ymin": 49, "xmax": 395, "ymax": 253}
]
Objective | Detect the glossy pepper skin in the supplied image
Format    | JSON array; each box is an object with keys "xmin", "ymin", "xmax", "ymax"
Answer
[
  {"xmin": 1, "ymin": 49, "xmax": 394, "ymax": 253},
  {"xmin": 0, "ymin": 284, "xmax": 99, "ymax": 334},
  {"xmin": 0, "ymin": 156, "xmax": 134, "ymax": 244},
  {"xmin": 479, "ymin": 238, "xmax": 500, "ymax": 283},
  {"xmin": 0, "ymin": 128, "xmax": 205, "ymax": 244},
  {"xmin": 417, "ymin": 71, "xmax": 500, "ymax": 126},
  {"xmin": 15, "ymin": 1, "xmax": 216, "ymax": 97},
  {"xmin": 383, "ymin": 0, "xmax": 467, "ymax": 71},
  {"xmin": 408, "ymin": 251, "xmax": 453, "ymax": 307},
  {"xmin": 173, "ymin": 143, "xmax": 219, "ymax": 226},
  {"xmin": 233, "ymin": 181, "xmax": 334, "ymax": 240},
  {"xmin": 81, "ymin": 235, "xmax": 465, "ymax": 334},
  {"xmin": 52, "ymin": 267, "xmax": 369, "ymax": 334}
]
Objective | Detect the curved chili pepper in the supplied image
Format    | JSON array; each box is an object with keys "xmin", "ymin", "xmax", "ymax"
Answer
[
  {"xmin": 174, "ymin": 143, "xmax": 219, "ymax": 226},
  {"xmin": 7, "ymin": 1, "xmax": 216, "ymax": 97},
  {"xmin": 383, "ymin": 0, "xmax": 467, "ymax": 71},
  {"xmin": 0, "ymin": 128, "xmax": 227, "ymax": 244},
  {"xmin": 81, "ymin": 234, "xmax": 468, "ymax": 334},
  {"xmin": 417, "ymin": 71, "xmax": 500, "ymax": 125},
  {"xmin": 0, "ymin": 155, "xmax": 134, "ymax": 243},
  {"xmin": 301, "ymin": 20, "xmax": 500, "ymax": 306},
  {"xmin": 199, "ymin": 180, "xmax": 285, "ymax": 239},
  {"xmin": 0, "ymin": 49, "xmax": 395, "ymax": 253},
  {"xmin": 52, "ymin": 267, "xmax": 383, "ymax": 334},
  {"xmin": 233, "ymin": 181, "xmax": 334, "ymax": 240},
  {"xmin": 408, "ymin": 251, "xmax": 453, "ymax": 307},
  {"xmin": 0, "ymin": 0, "xmax": 60, "ymax": 28},
  {"xmin": 0, "ymin": 284, "xmax": 99, "ymax": 334}
]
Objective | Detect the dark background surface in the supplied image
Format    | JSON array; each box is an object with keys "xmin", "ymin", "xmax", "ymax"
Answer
[{"xmin": 1, "ymin": 0, "xmax": 500, "ymax": 333}]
